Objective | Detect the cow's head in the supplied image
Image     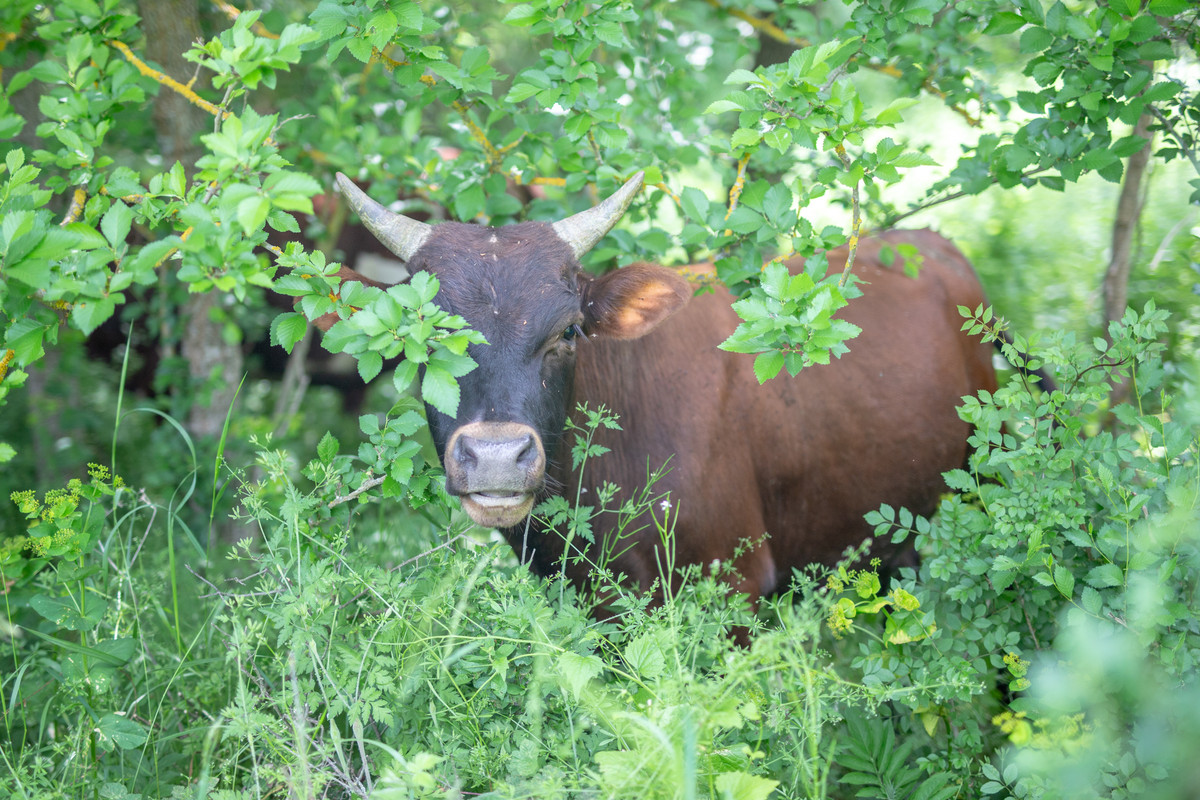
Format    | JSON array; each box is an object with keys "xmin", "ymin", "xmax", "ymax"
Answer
[{"xmin": 321, "ymin": 172, "xmax": 690, "ymax": 528}]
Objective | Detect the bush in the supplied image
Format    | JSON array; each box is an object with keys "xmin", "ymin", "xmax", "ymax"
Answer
[{"xmin": 829, "ymin": 302, "xmax": 1200, "ymax": 799}]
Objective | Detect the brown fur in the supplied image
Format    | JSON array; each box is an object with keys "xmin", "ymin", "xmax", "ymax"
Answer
[
  {"xmin": 311, "ymin": 219, "xmax": 996, "ymax": 606},
  {"xmin": 506, "ymin": 230, "xmax": 997, "ymax": 599}
]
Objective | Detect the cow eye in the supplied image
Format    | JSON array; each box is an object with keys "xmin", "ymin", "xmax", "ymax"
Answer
[{"xmin": 562, "ymin": 324, "xmax": 583, "ymax": 342}]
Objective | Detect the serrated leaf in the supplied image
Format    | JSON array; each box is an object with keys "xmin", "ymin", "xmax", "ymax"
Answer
[
  {"xmin": 392, "ymin": 359, "xmax": 419, "ymax": 394},
  {"xmin": 753, "ymin": 351, "xmax": 784, "ymax": 383},
  {"xmin": 1085, "ymin": 563, "xmax": 1123, "ymax": 589},
  {"xmin": 623, "ymin": 633, "xmax": 664, "ymax": 679},
  {"xmin": 237, "ymin": 195, "xmax": 271, "ymax": 235},
  {"xmin": 317, "ymin": 431, "xmax": 339, "ymax": 464},
  {"xmin": 100, "ymin": 202, "xmax": 132, "ymax": 249},
  {"xmin": 556, "ymin": 651, "xmax": 603, "ymax": 701},
  {"xmin": 270, "ymin": 311, "xmax": 309, "ymax": 353},
  {"xmin": 1052, "ymin": 564, "xmax": 1074, "ymax": 598},
  {"xmin": 731, "ymin": 127, "xmax": 762, "ymax": 149},
  {"xmin": 421, "ymin": 365, "xmax": 460, "ymax": 417},
  {"xmin": 714, "ymin": 772, "xmax": 779, "ymax": 800},
  {"xmin": 357, "ymin": 350, "xmax": 383, "ymax": 383},
  {"xmin": 1019, "ymin": 25, "xmax": 1053, "ymax": 54},
  {"xmin": 503, "ymin": 3, "xmax": 537, "ymax": 25},
  {"xmin": 71, "ymin": 297, "xmax": 116, "ymax": 337},
  {"xmin": 705, "ymin": 98, "xmax": 743, "ymax": 115},
  {"xmin": 723, "ymin": 68, "xmax": 760, "ymax": 86}
]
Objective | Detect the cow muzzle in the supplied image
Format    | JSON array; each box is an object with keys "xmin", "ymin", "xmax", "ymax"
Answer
[{"xmin": 443, "ymin": 421, "xmax": 546, "ymax": 528}]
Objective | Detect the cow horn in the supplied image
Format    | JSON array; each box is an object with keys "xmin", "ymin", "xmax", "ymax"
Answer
[
  {"xmin": 552, "ymin": 171, "xmax": 644, "ymax": 259},
  {"xmin": 335, "ymin": 172, "xmax": 432, "ymax": 262}
]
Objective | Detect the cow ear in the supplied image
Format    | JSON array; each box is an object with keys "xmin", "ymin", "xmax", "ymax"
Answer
[
  {"xmin": 582, "ymin": 263, "xmax": 691, "ymax": 340},
  {"xmin": 301, "ymin": 266, "xmax": 391, "ymax": 332}
]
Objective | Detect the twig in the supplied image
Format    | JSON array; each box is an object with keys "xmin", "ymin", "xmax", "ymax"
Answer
[
  {"xmin": 1147, "ymin": 104, "xmax": 1200, "ymax": 175},
  {"xmin": 1146, "ymin": 209, "xmax": 1197, "ymax": 273},
  {"xmin": 109, "ymin": 39, "xmax": 229, "ymax": 121},
  {"xmin": 884, "ymin": 166, "xmax": 1052, "ymax": 228},
  {"xmin": 60, "ymin": 188, "xmax": 87, "ymax": 225},
  {"xmin": 213, "ymin": 0, "xmax": 279, "ymax": 39},
  {"xmin": 722, "ymin": 153, "xmax": 751, "ymax": 235},
  {"xmin": 370, "ymin": 47, "xmax": 502, "ymax": 166},
  {"xmin": 0, "ymin": 349, "xmax": 14, "ymax": 384},
  {"xmin": 834, "ymin": 143, "xmax": 861, "ymax": 287},
  {"xmin": 328, "ymin": 474, "xmax": 387, "ymax": 508}
]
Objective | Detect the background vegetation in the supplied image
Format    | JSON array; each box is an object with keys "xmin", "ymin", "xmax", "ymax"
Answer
[{"xmin": 1, "ymin": 0, "xmax": 1198, "ymax": 798}]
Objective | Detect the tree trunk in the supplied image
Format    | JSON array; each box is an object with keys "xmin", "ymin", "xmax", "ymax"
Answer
[
  {"xmin": 1103, "ymin": 113, "xmax": 1152, "ymax": 409},
  {"xmin": 139, "ymin": 0, "xmax": 246, "ymax": 439},
  {"xmin": 1103, "ymin": 113, "xmax": 1153, "ymax": 336}
]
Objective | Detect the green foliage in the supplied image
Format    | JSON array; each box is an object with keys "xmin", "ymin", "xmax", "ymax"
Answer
[
  {"xmin": 719, "ymin": 256, "xmax": 863, "ymax": 382},
  {"xmin": 836, "ymin": 303, "xmax": 1200, "ymax": 798},
  {"xmin": 2, "ymin": 1, "xmax": 1200, "ymax": 798}
]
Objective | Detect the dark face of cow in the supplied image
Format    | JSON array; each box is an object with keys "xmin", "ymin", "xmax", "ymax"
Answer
[{"xmin": 331, "ymin": 173, "xmax": 691, "ymax": 528}]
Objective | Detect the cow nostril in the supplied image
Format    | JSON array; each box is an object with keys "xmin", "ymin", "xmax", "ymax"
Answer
[
  {"xmin": 515, "ymin": 434, "xmax": 538, "ymax": 468},
  {"xmin": 454, "ymin": 436, "xmax": 479, "ymax": 468}
]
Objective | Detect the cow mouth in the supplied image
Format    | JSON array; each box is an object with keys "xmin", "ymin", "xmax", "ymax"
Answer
[{"xmin": 460, "ymin": 491, "xmax": 536, "ymax": 528}]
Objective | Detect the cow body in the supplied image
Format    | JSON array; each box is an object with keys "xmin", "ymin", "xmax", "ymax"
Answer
[
  {"xmin": 324, "ymin": 173, "xmax": 997, "ymax": 605},
  {"xmin": 507, "ymin": 230, "xmax": 996, "ymax": 598}
]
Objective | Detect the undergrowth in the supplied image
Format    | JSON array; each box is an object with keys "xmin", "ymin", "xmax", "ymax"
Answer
[{"xmin": 3, "ymin": 302, "xmax": 1198, "ymax": 799}]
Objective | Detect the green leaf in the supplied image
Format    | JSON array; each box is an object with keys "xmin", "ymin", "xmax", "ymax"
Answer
[
  {"xmin": 29, "ymin": 594, "xmax": 108, "ymax": 632},
  {"xmin": 705, "ymin": 98, "xmax": 743, "ymax": 115},
  {"xmin": 96, "ymin": 713, "xmax": 148, "ymax": 750},
  {"xmin": 357, "ymin": 350, "xmax": 383, "ymax": 383},
  {"xmin": 237, "ymin": 195, "xmax": 271, "ymax": 235},
  {"xmin": 875, "ymin": 96, "xmax": 919, "ymax": 126},
  {"xmin": 763, "ymin": 127, "xmax": 791, "ymax": 153},
  {"xmin": 421, "ymin": 365, "xmax": 460, "ymax": 417},
  {"xmin": 984, "ymin": 11, "xmax": 1026, "ymax": 36},
  {"xmin": 892, "ymin": 151, "xmax": 939, "ymax": 168},
  {"xmin": 72, "ymin": 297, "xmax": 117, "ymax": 337},
  {"xmin": 763, "ymin": 184, "xmax": 794, "ymax": 227},
  {"xmin": 623, "ymin": 633, "xmax": 664, "ymax": 679},
  {"xmin": 5, "ymin": 319, "xmax": 47, "ymax": 365},
  {"xmin": 454, "ymin": 182, "xmax": 485, "ymax": 222},
  {"xmin": 556, "ymin": 651, "xmax": 603, "ymax": 701},
  {"xmin": 731, "ymin": 127, "xmax": 762, "ymax": 149},
  {"xmin": 1149, "ymin": 0, "xmax": 1189, "ymax": 12},
  {"xmin": 503, "ymin": 3, "xmax": 537, "ymax": 25},
  {"xmin": 680, "ymin": 187, "xmax": 712, "ymax": 226},
  {"xmin": 270, "ymin": 311, "xmax": 309, "ymax": 352},
  {"xmin": 265, "ymin": 170, "xmax": 321, "ymax": 198},
  {"xmin": 1019, "ymin": 26, "xmax": 1054, "ymax": 54},
  {"xmin": 317, "ymin": 431, "xmax": 339, "ymax": 464},
  {"xmin": 100, "ymin": 202, "xmax": 132, "ymax": 249},
  {"xmin": 715, "ymin": 772, "xmax": 779, "ymax": 800},
  {"xmin": 1085, "ymin": 563, "xmax": 1123, "ymax": 589},
  {"xmin": 1052, "ymin": 564, "xmax": 1075, "ymax": 598},
  {"xmin": 754, "ymin": 351, "xmax": 784, "ymax": 383},
  {"xmin": 723, "ymin": 68, "xmax": 760, "ymax": 86},
  {"xmin": 392, "ymin": 359, "xmax": 419, "ymax": 394}
]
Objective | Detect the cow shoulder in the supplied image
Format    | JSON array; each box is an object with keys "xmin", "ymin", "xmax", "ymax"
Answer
[{"xmin": 581, "ymin": 263, "xmax": 691, "ymax": 340}]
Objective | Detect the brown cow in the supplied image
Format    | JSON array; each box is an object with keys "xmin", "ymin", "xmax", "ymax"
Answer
[{"xmin": 315, "ymin": 172, "xmax": 997, "ymax": 603}]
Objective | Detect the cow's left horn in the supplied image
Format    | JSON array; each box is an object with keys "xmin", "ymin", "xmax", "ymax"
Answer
[
  {"xmin": 335, "ymin": 172, "xmax": 432, "ymax": 262},
  {"xmin": 552, "ymin": 171, "xmax": 644, "ymax": 259}
]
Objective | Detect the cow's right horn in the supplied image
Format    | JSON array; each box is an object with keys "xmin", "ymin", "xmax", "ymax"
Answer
[
  {"xmin": 552, "ymin": 171, "xmax": 644, "ymax": 259},
  {"xmin": 335, "ymin": 172, "xmax": 432, "ymax": 262}
]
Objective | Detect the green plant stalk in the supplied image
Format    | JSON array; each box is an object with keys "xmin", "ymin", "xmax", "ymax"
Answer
[{"xmin": 209, "ymin": 374, "xmax": 246, "ymax": 566}]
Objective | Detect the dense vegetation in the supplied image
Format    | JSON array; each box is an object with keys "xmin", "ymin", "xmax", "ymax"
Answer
[{"xmin": 1, "ymin": 1, "xmax": 1198, "ymax": 798}]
